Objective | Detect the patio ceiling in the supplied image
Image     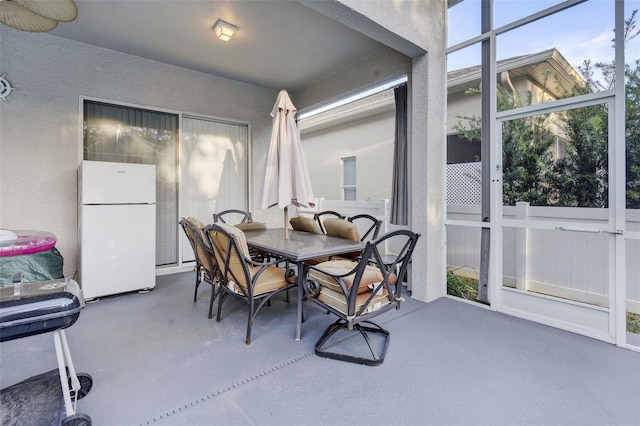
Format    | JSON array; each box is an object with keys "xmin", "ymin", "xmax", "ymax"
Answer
[{"xmin": 49, "ymin": 0, "xmax": 388, "ymax": 91}]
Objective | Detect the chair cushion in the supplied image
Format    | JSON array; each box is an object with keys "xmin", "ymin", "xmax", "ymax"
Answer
[
  {"xmin": 215, "ymin": 223, "xmax": 251, "ymax": 258},
  {"xmin": 309, "ymin": 260, "xmax": 382, "ymax": 294},
  {"xmin": 290, "ymin": 216, "xmax": 322, "ymax": 234},
  {"xmin": 317, "ymin": 285, "xmax": 389, "ymax": 315},
  {"xmin": 323, "ymin": 218, "xmax": 360, "ymax": 241},
  {"xmin": 234, "ymin": 222, "xmax": 267, "ymax": 231},
  {"xmin": 185, "ymin": 217, "xmax": 206, "ymax": 245},
  {"xmin": 184, "ymin": 217, "xmax": 217, "ymax": 273},
  {"xmin": 249, "ymin": 264, "xmax": 290, "ymax": 295}
]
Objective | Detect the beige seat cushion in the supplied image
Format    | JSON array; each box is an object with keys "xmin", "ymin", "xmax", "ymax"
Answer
[
  {"xmin": 323, "ymin": 218, "xmax": 360, "ymax": 241},
  {"xmin": 213, "ymin": 223, "xmax": 287, "ymax": 295},
  {"xmin": 309, "ymin": 260, "xmax": 382, "ymax": 294},
  {"xmin": 290, "ymin": 216, "xmax": 322, "ymax": 234},
  {"xmin": 248, "ymin": 264, "xmax": 289, "ymax": 295},
  {"xmin": 185, "ymin": 217, "xmax": 216, "ymax": 271},
  {"xmin": 213, "ymin": 223, "xmax": 251, "ymax": 258},
  {"xmin": 318, "ymin": 285, "xmax": 389, "ymax": 315},
  {"xmin": 234, "ymin": 221, "xmax": 267, "ymax": 231},
  {"xmin": 185, "ymin": 217, "xmax": 206, "ymax": 246}
]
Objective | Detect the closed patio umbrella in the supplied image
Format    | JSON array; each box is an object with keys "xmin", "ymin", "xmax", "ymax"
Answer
[{"xmin": 259, "ymin": 89, "xmax": 315, "ymax": 235}]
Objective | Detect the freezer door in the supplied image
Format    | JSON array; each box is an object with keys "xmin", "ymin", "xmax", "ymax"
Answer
[
  {"xmin": 80, "ymin": 161, "xmax": 156, "ymax": 205},
  {"xmin": 80, "ymin": 204, "xmax": 156, "ymax": 298}
]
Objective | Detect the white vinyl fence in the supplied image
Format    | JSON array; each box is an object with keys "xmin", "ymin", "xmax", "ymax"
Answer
[{"xmin": 447, "ymin": 203, "xmax": 640, "ymax": 314}]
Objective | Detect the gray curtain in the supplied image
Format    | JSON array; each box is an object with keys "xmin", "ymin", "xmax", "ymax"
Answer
[{"xmin": 391, "ymin": 83, "xmax": 408, "ymax": 225}]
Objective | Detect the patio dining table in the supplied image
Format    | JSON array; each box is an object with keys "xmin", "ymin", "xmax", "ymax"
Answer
[{"xmin": 242, "ymin": 228, "xmax": 365, "ymax": 341}]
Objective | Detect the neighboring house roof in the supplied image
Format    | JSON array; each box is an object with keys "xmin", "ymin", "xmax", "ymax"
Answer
[
  {"xmin": 447, "ymin": 48, "xmax": 585, "ymax": 98},
  {"xmin": 300, "ymin": 48, "xmax": 585, "ymax": 134}
]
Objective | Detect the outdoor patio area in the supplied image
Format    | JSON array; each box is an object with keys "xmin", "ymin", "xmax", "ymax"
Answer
[{"xmin": 1, "ymin": 271, "xmax": 639, "ymax": 425}]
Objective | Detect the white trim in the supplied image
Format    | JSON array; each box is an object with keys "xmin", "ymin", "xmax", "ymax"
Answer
[
  {"xmin": 501, "ymin": 287, "xmax": 613, "ymax": 343},
  {"xmin": 496, "ymin": 91, "xmax": 614, "ymax": 122},
  {"xmin": 613, "ymin": 0, "xmax": 628, "ymax": 348},
  {"xmin": 298, "ymin": 75, "xmax": 407, "ymax": 120}
]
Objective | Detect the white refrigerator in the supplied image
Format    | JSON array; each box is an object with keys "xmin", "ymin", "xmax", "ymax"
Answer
[{"xmin": 79, "ymin": 161, "xmax": 156, "ymax": 299}]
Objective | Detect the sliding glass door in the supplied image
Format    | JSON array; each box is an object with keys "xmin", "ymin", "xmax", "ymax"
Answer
[
  {"xmin": 180, "ymin": 115, "xmax": 249, "ymax": 263},
  {"xmin": 83, "ymin": 100, "xmax": 250, "ymax": 269}
]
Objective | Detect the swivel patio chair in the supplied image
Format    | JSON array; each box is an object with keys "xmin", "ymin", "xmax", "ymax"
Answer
[
  {"xmin": 179, "ymin": 217, "xmax": 220, "ymax": 318},
  {"xmin": 204, "ymin": 223, "xmax": 297, "ymax": 345},
  {"xmin": 313, "ymin": 210, "xmax": 345, "ymax": 234},
  {"xmin": 304, "ymin": 229, "xmax": 420, "ymax": 365}
]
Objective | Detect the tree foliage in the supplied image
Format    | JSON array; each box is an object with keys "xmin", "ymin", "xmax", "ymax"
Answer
[{"xmin": 453, "ymin": 10, "xmax": 640, "ymax": 209}]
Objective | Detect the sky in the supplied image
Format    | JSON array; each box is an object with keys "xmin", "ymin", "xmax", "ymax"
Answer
[
  {"xmin": 447, "ymin": 0, "xmax": 640, "ymax": 83},
  {"xmin": 303, "ymin": 0, "xmax": 639, "ymax": 118}
]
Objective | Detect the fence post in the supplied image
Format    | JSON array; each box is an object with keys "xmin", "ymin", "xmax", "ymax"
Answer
[{"xmin": 515, "ymin": 201, "xmax": 529, "ymax": 290}]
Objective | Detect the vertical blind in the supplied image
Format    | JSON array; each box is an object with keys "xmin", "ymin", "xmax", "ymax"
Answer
[
  {"xmin": 84, "ymin": 101, "xmax": 251, "ymax": 267},
  {"xmin": 83, "ymin": 101, "xmax": 179, "ymax": 266}
]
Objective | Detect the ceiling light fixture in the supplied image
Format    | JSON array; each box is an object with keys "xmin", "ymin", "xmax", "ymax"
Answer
[{"xmin": 212, "ymin": 19, "xmax": 237, "ymax": 42}]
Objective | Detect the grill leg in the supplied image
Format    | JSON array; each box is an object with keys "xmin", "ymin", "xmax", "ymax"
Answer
[{"xmin": 54, "ymin": 329, "xmax": 77, "ymax": 417}]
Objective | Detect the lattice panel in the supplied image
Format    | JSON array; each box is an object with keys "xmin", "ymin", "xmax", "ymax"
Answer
[{"xmin": 446, "ymin": 162, "xmax": 482, "ymax": 205}]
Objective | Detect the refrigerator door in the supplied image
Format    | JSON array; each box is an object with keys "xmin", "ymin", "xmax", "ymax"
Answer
[
  {"xmin": 80, "ymin": 161, "xmax": 156, "ymax": 205},
  {"xmin": 80, "ymin": 204, "xmax": 156, "ymax": 299}
]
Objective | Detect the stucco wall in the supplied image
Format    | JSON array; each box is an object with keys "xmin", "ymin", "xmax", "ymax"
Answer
[
  {"xmin": 301, "ymin": 109, "xmax": 395, "ymax": 201},
  {"xmin": 0, "ymin": 27, "xmax": 276, "ymax": 278},
  {"xmin": 298, "ymin": 0, "xmax": 448, "ymax": 302}
]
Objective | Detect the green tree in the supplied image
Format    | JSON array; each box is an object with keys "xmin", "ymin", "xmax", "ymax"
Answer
[
  {"xmin": 626, "ymin": 60, "xmax": 640, "ymax": 208},
  {"xmin": 454, "ymin": 86, "xmax": 556, "ymax": 206},
  {"xmin": 454, "ymin": 10, "xmax": 640, "ymax": 209},
  {"xmin": 559, "ymin": 10, "xmax": 640, "ymax": 209}
]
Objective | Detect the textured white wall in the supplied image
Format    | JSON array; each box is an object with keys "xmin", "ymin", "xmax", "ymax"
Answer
[
  {"xmin": 0, "ymin": 0, "xmax": 447, "ymax": 302},
  {"xmin": 0, "ymin": 28, "xmax": 276, "ymax": 278},
  {"xmin": 301, "ymin": 0, "xmax": 448, "ymax": 302},
  {"xmin": 301, "ymin": 110, "xmax": 395, "ymax": 201}
]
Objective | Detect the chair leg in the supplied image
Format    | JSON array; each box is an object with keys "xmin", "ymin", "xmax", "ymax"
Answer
[
  {"xmin": 245, "ymin": 301, "xmax": 255, "ymax": 345},
  {"xmin": 208, "ymin": 284, "xmax": 218, "ymax": 319},
  {"xmin": 216, "ymin": 291, "xmax": 226, "ymax": 323},
  {"xmin": 314, "ymin": 319, "xmax": 390, "ymax": 366},
  {"xmin": 193, "ymin": 269, "xmax": 201, "ymax": 303}
]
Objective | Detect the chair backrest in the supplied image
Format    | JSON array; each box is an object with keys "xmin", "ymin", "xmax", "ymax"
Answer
[
  {"xmin": 361, "ymin": 229, "xmax": 420, "ymax": 299},
  {"xmin": 205, "ymin": 223, "xmax": 252, "ymax": 295},
  {"xmin": 348, "ymin": 214, "xmax": 382, "ymax": 242},
  {"xmin": 313, "ymin": 210, "xmax": 345, "ymax": 234},
  {"xmin": 179, "ymin": 217, "xmax": 216, "ymax": 277},
  {"xmin": 323, "ymin": 218, "xmax": 360, "ymax": 242},
  {"xmin": 213, "ymin": 209, "xmax": 253, "ymax": 225},
  {"xmin": 290, "ymin": 216, "xmax": 322, "ymax": 234}
]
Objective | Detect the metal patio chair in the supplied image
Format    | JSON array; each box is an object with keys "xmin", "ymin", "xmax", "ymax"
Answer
[
  {"xmin": 205, "ymin": 223, "xmax": 297, "ymax": 344},
  {"xmin": 304, "ymin": 229, "xmax": 420, "ymax": 365},
  {"xmin": 179, "ymin": 217, "xmax": 220, "ymax": 318}
]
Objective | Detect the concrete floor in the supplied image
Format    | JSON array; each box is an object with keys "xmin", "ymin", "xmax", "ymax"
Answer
[{"xmin": 1, "ymin": 271, "xmax": 639, "ymax": 425}]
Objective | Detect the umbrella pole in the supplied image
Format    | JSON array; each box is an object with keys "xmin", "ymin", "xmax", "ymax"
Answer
[{"xmin": 284, "ymin": 205, "xmax": 289, "ymax": 238}]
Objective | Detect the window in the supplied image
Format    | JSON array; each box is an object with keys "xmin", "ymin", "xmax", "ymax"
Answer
[{"xmin": 343, "ymin": 156, "xmax": 356, "ymax": 200}]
